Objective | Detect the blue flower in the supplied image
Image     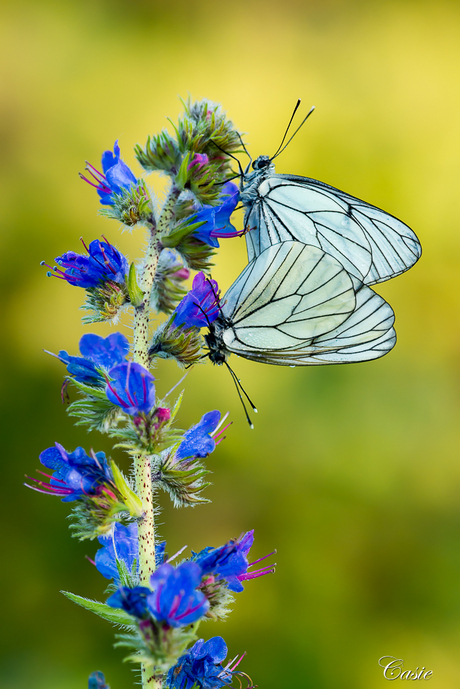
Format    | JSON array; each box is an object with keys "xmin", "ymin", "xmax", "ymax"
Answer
[
  {"xmin": 173, "ymin": 272, "xmax": 220, "ymax": 329},
  {"xmin": 176, "ymin": 411, "xmax": 222, "ymax": 460},
  {"xmin": 95, "ymin": 522, "xmax": 166, "ymax": 582},
  {"xmin": 43, "ymin": 239, "xmax": 128, "ymax": 289},
  {"xmin": 88, "ymin": 671, "xmax": 111, "ymax": 689},
  {"xmin": 105, "ymin": 362, "xmax": 156, "ymax": 416},
  {"xmin": 190, "ymin": 182, "xmax": 240, "ymax": 248},
  {"xmin": 106, "ymin": 586, "xmax": 151, "ymax": 618},
  {"xmin": 166, "ymin": 637, "xmax": 235, "ymax": 689},
  {"xmin": 193, "ymin": 530, "xmax": 275, "ymax": 593},
  {"xmin": 147, "ymin": 562, "xmax": 209, "ymax": 627},
  {"xmin": 81, "ymin": 140, "xmax": 138, "ymax": 206},
  {"xmin": 95, "ymin": 522, "xmax": 139, "ymax": 581},
  {"xmin": 29, "ymin": 443, "xmax": 113, "ymax": 502},
  {"xmin": 54, "ymin": 332, "xmax": 129, "ymax": 386}
]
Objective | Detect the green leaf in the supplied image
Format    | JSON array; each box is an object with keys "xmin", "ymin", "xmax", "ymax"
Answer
[
  {"xmin": 127, "ymin": 263, "xmax": 144, "ymax": 307},
  {"xmin": 61, "ymin": 591, "xmax": 134, "ymax": 627}
]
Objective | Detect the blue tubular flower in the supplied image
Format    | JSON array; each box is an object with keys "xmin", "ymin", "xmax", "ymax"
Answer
[
  {"xmin": 191, "ymin": 182, "xmax": 241, "ymax": 248},
  {"xmin": 95, "ymin": 522, "xmax": 166, "ymax": 581},
  {"xmin": 88, "ymin": 671, "xmax": 111, "ymax": 689},
  {"xmin": 167, "ymin": 637, "xmax": 236, "ymax": 689},
  {"xmin": 173, "ymin": 272, "xmax": 220, "ymax": 329},
  {"xmin": 106, "ymin": 586, "xmax": 151, "ymax": 618},
  {"xmin": 193, "ymin": 530, "xmax": 275, "ymax": 593},
  {"xmin": 147, "ymin": 562, "xmax": 209, "ymax": 627},
  {"xmin": 29, "ymin": 443, "xmax": 113, "ymax": 502},
  {"xmin": 54, "ymin": 332, "xmax": 130, "ymax": 386},
  {"xmin": 43, "ymin": 238, "xmax": 128, "ymax": 289},
  {"xmin": 105, "ymin": 362, "xmax": 156, "ymax": 416},
  {"xmin": 176, "ymin": 411, "xmax": 222, "ymax": 460},
  {"xmin": 81, "ymin": 140, "xmax": 138, "ymax": 206},
  {"xmin": 95, "ymin": 522, "xmax": 139, "ymax": 581}
]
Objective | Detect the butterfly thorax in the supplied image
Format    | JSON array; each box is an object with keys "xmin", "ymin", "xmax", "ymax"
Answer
[
  {"xmin": 204, "ymin": 316, "xmax": 230, "ymax": 365},
  {"xmin": 240, "ymin": 156, "xmax": 276, "ymax": 205}
]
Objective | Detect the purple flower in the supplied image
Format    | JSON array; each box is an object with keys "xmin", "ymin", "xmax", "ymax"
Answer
[
  {"xmin": 176, "ymin": 411, "xmax": 222, "ymax": 460},
  {"xmin": 106, "ymin": 586, "xmax": 151, "ymax": 618},
  {"xmin": 147, "ymin": 562, "xmax": 209, "ymax": 627},
  {"xmin": 27, "ymin": 443, "xmax": 113, "ymax": 502},
  {"xmin": 193, "ymin": 530, "xmax": 275, "ymax": 593},
  {"xmin": 42, "ymin": 238, "xmax": 128, "ymax": 289},
  {"xmin": 80, "ymin": 140, "xmax": 138, "ymax": 206},
  {"xmin": 167, "ymin": 637, "xmax": 239, "ymax": 689},
  {"xmin": 188, "ymin": 153, "xmax": 209, "ymax": 173},
  {"xmin": 54, "ymin": 332, "xmax": 129, "ymax": 386},
  {"xmin": 173, "ymin": 272, "xmax": 220, "ymax": 329},
  {"xmin": 190, "ymin": 182, "xmax": 241, "ymax": 248},
  {"xmin": 95, "ymin": 522, "xmax": 139, "ymax": 581},
  {"xmin": 105, "ymin": 362, "xmax": 156, "ymax": 416}
]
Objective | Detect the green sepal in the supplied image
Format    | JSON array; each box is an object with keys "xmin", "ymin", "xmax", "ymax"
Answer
[
  {"xmin": 61, "ymin": 591, "xmax": 135, "ymax": 627},
  {"xmin": 70, "ymin": 378, "xmax": 107, "ymax": 400},
  {"xmin": 161, "ymin": 219, "xmax": 207, "ymax": 249},
  {"xmin": 127, "ymin": 263, "xmax": 144, "ymax": 307},
  {"xmin": 114, "ymin": 623, "xmax": 200, "ymax": 670},
  {"xmin": 175, "ymin": 151, "xmax": 191, "ymax": 190},
  {"xmin": 110, "ymin": 460, "xmax": 143, "ymax": 518}
]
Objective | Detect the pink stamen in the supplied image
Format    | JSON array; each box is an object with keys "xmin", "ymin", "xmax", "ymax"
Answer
[
  {"xmin": 248, "ymin": 549, "xmax": 277, "ymax": 568},
  {"xmin": 141, "ymin": 374, "xmax": 148, "ymax": 404},
  {"xmin": 124, "ymin": 362, "xmax": 138, "ymax": 408},
  {"xmin": 212, "ymin": 421, "xmax": 232, "ymax": 441},
  {"xmin": 168, "ymin": 592, "xmax": 183, "ymax": 618},
  {"xmin": 175, "ymin": 599, "xmax": 204, "ymax": 621},
  {"xmin": 99, "ymin": 244, "xmax": 117, "ymax": 274},
  {"xmin": 85, "ymin": 555, "xmax": 96, "ymax": 566},
  {"xmin": 226, "ymin": 652, "xmax": 246, "ymax": 672},
  {"xmin": 106, "ymin": 379, "xmax": 128, "ymax": 409},
  {"xmin": 237, "ymin": 566, "xmax": 275, "ymax": 581}
]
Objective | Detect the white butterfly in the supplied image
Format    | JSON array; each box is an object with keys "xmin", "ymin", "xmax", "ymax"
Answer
[
  {"xmin": 241, "ymin": 156, "xmax": 421, "ymax": 286},
  {"xmin": 206, "ymin": 240, "xmax": 396, "ymax": 368}
]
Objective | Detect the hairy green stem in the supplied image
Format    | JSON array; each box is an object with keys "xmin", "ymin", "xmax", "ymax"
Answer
[{"xmin": 132, "ymin": 186, "xmax": 180, "ymax": 689}]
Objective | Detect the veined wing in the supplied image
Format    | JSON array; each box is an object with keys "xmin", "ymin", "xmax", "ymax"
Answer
[
  {"xmin": 221, "ymin": 241, "xmax": 356, "ymax": 352},
  {"xmin": 244, "ymin": 173, "xmax": 421, "ymax": 285},
  {"xmin": 224, "ymin": 283, "xmax": 395, "ymax": 365}
]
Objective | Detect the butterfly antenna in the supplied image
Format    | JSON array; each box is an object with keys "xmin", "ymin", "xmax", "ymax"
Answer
[
  {"xmin": 237, "ymin": 133, "xmax": 252, "ymax": 166},
  {"xmin": 271, "ymin": 98, "xmax": 302, "ymax": 160},
  {"xmin": 224, "ymin": 361, "xmax": 257, "ymax": 429},
  {"xmin": 209, "ymin": 140, "xmax": 245, "ymax": 180},
  {"xmin": 271, "ymin": 104, "xmax": 315, "ymax": 161}
]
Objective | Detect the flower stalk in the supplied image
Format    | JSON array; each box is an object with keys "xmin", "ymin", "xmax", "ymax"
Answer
[{"xmin": 132, "ymin": 188, "xmax": 180, "ymax": 689}]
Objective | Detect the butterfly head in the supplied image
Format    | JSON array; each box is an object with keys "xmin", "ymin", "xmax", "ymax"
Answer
[{"xmin": 252, "ymin": 155, "xmax": 272, "ymax": 171}]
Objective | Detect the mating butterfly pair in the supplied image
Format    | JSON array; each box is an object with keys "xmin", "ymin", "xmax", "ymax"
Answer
[{"xmin": 206, "ymin": 149, "xmax": 421, "ymax": 369}]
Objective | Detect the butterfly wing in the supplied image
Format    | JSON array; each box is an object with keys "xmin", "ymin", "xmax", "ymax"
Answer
[
  {"xmin": 244, "ymin": 173, "xmax": 421, "ymax": 286},
  {"xmin": 221, "ymin": 241, "xmax": 395, "ymax": 365}
]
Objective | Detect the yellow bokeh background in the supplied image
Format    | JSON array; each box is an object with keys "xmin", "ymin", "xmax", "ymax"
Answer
[{"xmin": 2, "ymin": 0, "xmax": 460, "ymax": 687}]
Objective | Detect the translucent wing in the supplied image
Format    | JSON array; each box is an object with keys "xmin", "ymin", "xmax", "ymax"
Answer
[
  {"xmin": 221, "ymin": 241, "xmax": 395, "ymax": 365},
  {"xmin": 244, "ymin": 173, "xmax": 421, "ymax": 286},
  {"xmin": 221, "ymin": 241, "xmax": 356, "ymax": 352}
]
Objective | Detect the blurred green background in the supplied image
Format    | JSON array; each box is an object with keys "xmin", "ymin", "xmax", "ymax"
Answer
[{"xmin": 2, "ymin": 0, "xmax": 460, "ymax": 687}]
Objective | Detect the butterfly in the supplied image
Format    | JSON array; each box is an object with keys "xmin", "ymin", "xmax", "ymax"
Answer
[
  {"xmin": 233, "ymin": 104, "xmax": 421, "ymax": 286},
  {"xmin": 205, "ymin": 240, "xmax": 396, "ymax": 369}
]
